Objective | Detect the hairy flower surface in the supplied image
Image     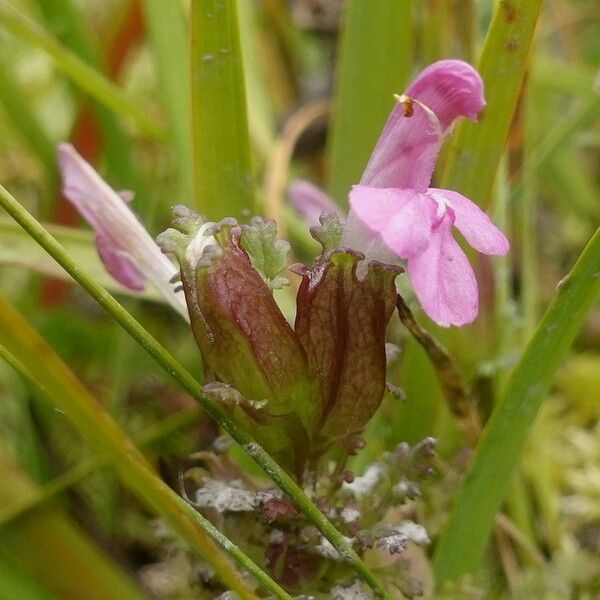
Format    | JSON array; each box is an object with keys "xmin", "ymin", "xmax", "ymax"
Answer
[
  {"xmin": 57, "ymin": 143, "xmax": 188, "ymax": 319},
  {"xmin": 341, "ymin": 60, "xmax": 509, "ymax": 326}
]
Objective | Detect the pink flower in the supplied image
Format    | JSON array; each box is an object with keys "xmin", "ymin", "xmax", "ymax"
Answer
[
  {"xmin": 57, "ymin": 143, "xmax": 189, "ymax": 319},
  {"xmin": 341, "ymin": 60, "xmax": 509, "ymax": 327},
  {"xmin": 287, "ymin": 180, "xmax": 343, "ymax": 227}
]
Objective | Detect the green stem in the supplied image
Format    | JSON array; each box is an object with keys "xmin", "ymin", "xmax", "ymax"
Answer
[
  {"xmin": 0, "ymin": 185, "xmax": 389, "ymax": 598},
  {"xmin": 521, "ymin": 77, "xmax": 539, "ymax": 344},
  {"xmin": 433, "ymin": 224, "xmax": 600, "ymax": 584},
  {"xmin": 0, "ymin": 0, "xmax": 164, "ymax": 141}
]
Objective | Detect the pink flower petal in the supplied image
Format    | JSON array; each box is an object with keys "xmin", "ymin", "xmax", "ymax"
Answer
[
  {"xmin": 407, "ymin": 211, "xmax": 478, "ymax": 327},
  {"xmin": 407, "ymin": 60, "xmax": 486, "ymax": 127},
  {"xmin": 288, "ymin": 180, "xmax": 342, "ymax": 227},
  {"xmin": 429, "ymin": 188, "xmax": 510, "ymax": 256},
  {"xmin": 348, "ymin": 185, "xmax": 433, "ymax": 258},
  {"xmin": 95, "ymin": 234, "xmax": 145, "ymax": 291},
  {"xmin": 361, "ymin": 60, "xmax": 485, "ymax": 192},
  {"xmin": 57, "ymin": 143, "xmax": 189, "ymax": 318}
]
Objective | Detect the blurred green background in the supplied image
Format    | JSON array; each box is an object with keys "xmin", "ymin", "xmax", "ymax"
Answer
[{"xmin": 0, "ymin": 0, "xmax": 598, "ymax": 598}]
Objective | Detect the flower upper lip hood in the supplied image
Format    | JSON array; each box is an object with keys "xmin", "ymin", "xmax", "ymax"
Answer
[{"xmin": 360, "ymin": 59, "xmax": 485, "ymax": 192}]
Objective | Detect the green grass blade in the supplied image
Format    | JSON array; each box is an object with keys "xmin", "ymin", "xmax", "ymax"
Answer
[
  {"xmin": 32, "ymin": 0, "xmax": 145, "ymax": 197},
  {"xmin": 237, "ymin": 0, "xmax": 276, "ymax": 160},
  {"xmin": 0, "ymin": 184, "xmax": 389, "ymax": 599},
  {"xmin": 511, "ymin": 93, "xmax": 600, "ymax": 198},
  {"xmin": 33, "ymin": 0, "xmax": 97, "ymax": 62},
  {"xmin": 433, "ymin": 225, "xmax": 600, "ymax": 583},
  {"xmin": 439, "ymin": 0, "xmax": 542, "ymax": 207},
  {"xmin": 0, "ymin": 452, "xmax": 144, "ymax": 600},
  {"xmin": 0, "ymin": 66, "xmax": 56, "ymax": 174},
  {"xmin": 545, "ymin": 152, "xmax": 600, "ymax": 221},
  {"xmin": 141, "ymin": 0, "xmax": 193, "ymax": 202},
  {"xmin": 532, "ymin": 58, "xmax": 598, "ymax": 97},
  {"xmin": 190, "ymin": 0, "xmax": 255, "ymax": 218},
  {"xmin": 0, "ymin": 0, "xmax": 164, "ymax": 141},
  {"xmin": 327, "ymin": 0, "xmax": 413, "ymax": 205},
  {"xmin": 0, "ymin": 557, "xmax": 57, "ymax": 600},
  {"xmin": 0, "ymin": 299, "xmax": 286, "ymax": 600},
  {"xmin": 0, "ymin": 409, "xmax": 200, "ymax": 528}
]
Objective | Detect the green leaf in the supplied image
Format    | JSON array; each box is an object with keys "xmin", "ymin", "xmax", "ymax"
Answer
[
  {"xmin": 0, "ymin": 556, "xmax": 57, "ymax": 600},
  {"xmin": 327, "ymin": 0, "xmax": 414, "ymax": 205},
  {"xmin": 141, "ymin": 0, "xmax": 194, "ymax": 202},
  {"xmin": 439, "ymin": 0, "xmax": 543, "ymax": 208},
  {"xmin": 190, "ymin": 0, "xmax": 255, "ymax": 218},
  {"xmin": 237, "ymin": 0, "xmax": 276, "ymax": 159},
  {"xmin": 511, "ymin": 92, "xmax": 600, "ymax": 198},
  {"xmin": 0, "ymin": 452, "xmax": 144, "ymax": 600},
  {"xmin": 433, "ymin": 225, "xmax": 600, "ymax": 583},
  {"xmin": 240, "ymin": 217, "xmax": 290, "ymax": 289}
]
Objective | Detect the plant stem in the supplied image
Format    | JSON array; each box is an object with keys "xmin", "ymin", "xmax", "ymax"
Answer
[
  {"xmin": 0, "ymin": 184, "xmax": 390, "ymax": 599},
  {"xmin": 396, "ymin": 295, "xmax": 481, "ymax": 446}
]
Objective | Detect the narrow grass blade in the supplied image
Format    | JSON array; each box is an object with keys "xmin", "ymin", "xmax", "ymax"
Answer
[
  {"xmin": 190, "ymin": 0, "xmax": 255, "ymax": 218},
  {"xmin": 0, "ymin": 184, "xmax": 389, "ymax": 599},
  {"xmin": 327, "ymin": 0, "xmax": 413, "ymax": 205},
  {"xmin": 545, "ymin": 152, "xmax": 600, "ymax": 221},
  {"xmin": 0, "ymin": 300, "xmax": 286, "ymax": 600},
  {"xmin": 0, "ymin": 453, "xmax": 144, "ymax": 600},
  {"xmin": 141, "ymin": 0, "xmax": 193, "ymax": 201},
  {"xmin": 420, "ymin": 0, "xmax": 450, "ymax": 64},
  {"xmin": 433, "ymin": 225, "xmax": 600, "ymax": 583},
  {"xmin": 0, "ymin": 556, "xmax": 57, "ymax": 600},
  {"xmin": 237, "ymin": 0, "xmax": 277, "ymax": 160},
  {"xmin": 0, "ymin": 0, "xmax": 164, "ymax": 141},
  {"xmin": 532, "ymin": 58, "xmax": 598, "ymax": 97},
  {"xmin": 439, "ymin": 0, "xmax": 543, "ymax": 208},
  {"xmin": 0, "ymin": 66, "xmax": 56, "ymax": 174},
  {"xmin": 511, "ymin": 93, "xmax": 600, "ymax": 197},
  {"xmin": 0, "ymin": 409, "xmax": 200, "ymax": 528},
  {"xmin": 32, "ymin": 0, "xmax": 145, "ymax": 197}
]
